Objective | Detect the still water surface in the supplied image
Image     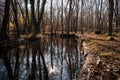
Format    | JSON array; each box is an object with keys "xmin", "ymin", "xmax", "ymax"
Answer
[{"xmin": 0, "ymin": 36, "xmax": 83, "ymax": 80}]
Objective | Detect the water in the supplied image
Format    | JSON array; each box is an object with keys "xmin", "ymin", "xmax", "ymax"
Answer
[{"xmin": 0, "ymin": 36, "xmax": 83, "ymax": 80}]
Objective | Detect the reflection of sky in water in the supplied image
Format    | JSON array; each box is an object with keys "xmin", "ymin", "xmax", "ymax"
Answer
[{"xmin": 0, "ymin": 37, "xmax": 83, "ymax": 80}]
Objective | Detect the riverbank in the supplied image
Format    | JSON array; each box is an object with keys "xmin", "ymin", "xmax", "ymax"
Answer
[{"xmin": 78, "ymin": 33, "xmax": 120, "ymax": 80}]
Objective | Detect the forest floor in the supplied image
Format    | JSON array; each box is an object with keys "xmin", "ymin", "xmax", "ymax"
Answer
[{"xmin": 78, "ymin": 33, "xmax": 120, "ymax": 80}]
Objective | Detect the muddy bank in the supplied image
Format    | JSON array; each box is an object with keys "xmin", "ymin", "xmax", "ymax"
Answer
[
  {"xmin": 78, "ymin": 42, "xmax": 102, "ymax": 80},
  {"xmin": 78, "ymin": 35, "xmax": 120, "ymax": 80}
]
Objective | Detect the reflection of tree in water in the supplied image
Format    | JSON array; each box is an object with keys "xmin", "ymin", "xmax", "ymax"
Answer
[
  {"xmin": 29, "ymin": 39, "xmax": 49, "ymax": 80},
  {"xmin": 14, "ymin": 46, "xmax": 20, "ymax": 80},
  {"xmin": 62, "ymin": 38, "xmax": 82, "ymax": 80},
  {"xmin": 0, "ymin": 36, "xmax": 83, "ymax": 80},
  {"xmin": 0, "ymin": 49, "xmax": 14, "ymax": 80}
]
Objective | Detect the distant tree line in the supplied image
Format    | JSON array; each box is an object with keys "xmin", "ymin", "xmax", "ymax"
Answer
[{"xmin": 0, "ymin": 0, "xmax": 120, "ymax": 39}]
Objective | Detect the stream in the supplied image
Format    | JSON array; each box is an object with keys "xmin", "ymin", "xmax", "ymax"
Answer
[{"xmin": 0, "ymin": 36, "xmax": 83, "ymax": 80}]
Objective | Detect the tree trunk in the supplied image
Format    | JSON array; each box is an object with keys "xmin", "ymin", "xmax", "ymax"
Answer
[
  {"xmin": 50, "ymin": 0, "xmax": 53, "ymax": 34},
  {"xmin": 61, "ymin": 0, "xmax": 63, "ymax": 34},
  {"xmin": 11, "ymin": 0, "xmax": 20, "ymax": 38},
  {"xmin": 115, "ymin": 0, "xmax": 118, "ymax": 33},
  {"xmin": 68, "ymin": 0, "xmax": 72, "ymax": 35},
  {"xmin": 108, "ymin": 0, "xmax": 114, "ymax": 36},
  {"xmin": 81, "ymin": 0, "xmax": 83, "ymax": 34},
  {"xmin": 0, "ymin": 0, "xmax": 11, "ymax": 40},
  {"xmin": 75, "ymin": 0, "xmax": 80, "ymax": 33}
]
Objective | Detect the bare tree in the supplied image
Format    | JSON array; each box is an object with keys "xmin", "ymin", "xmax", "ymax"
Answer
[{"xmin": 30, "ymin": 0, "xmax": 46, "ymax": 36}]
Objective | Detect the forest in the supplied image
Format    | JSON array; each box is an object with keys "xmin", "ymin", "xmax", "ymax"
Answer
[{"xmin": 0, "ymin": 0, "xmax": 120, "ymax": 80}]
